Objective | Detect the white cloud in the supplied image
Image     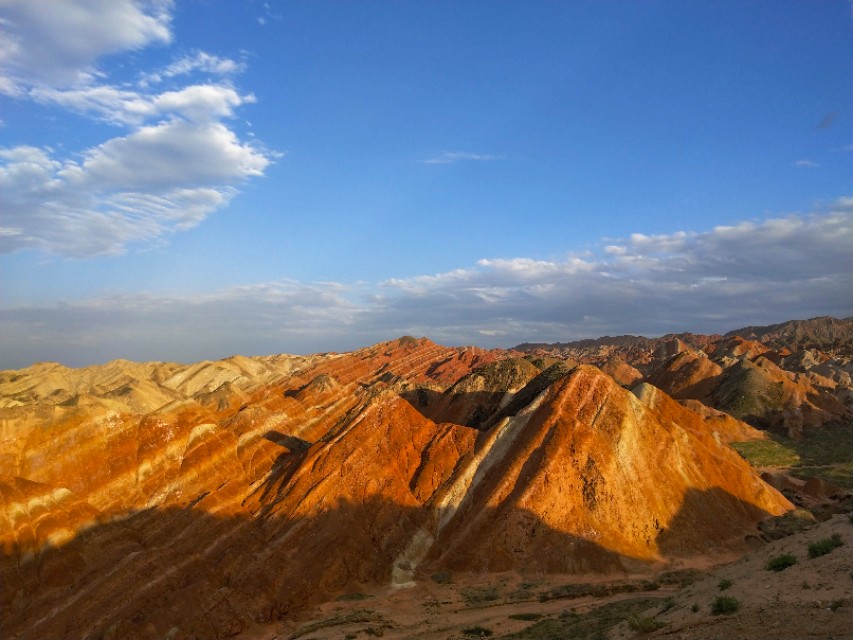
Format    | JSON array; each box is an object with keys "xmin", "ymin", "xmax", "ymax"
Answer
[
  {"xmin": 0, "ymin": 121, "xmax": 269, "ymax": 256},
  {"xmin": 420, "ymin": 151, "xmax": 503, "ymax": 164},
  {"xmin": 0, "ymin": 0, "xmax": 173, "ymax": 91},
  {"xmin": 794, "ymin": 159, "xmax": 819, "ymax": 169},
  {"xmin": 142, "ymin": 51, "xmax": 246, "ymax": 85},
  {"xmin": 0, "ymin": 282, "xmax": 364, "ymax": 366},
  {"xmin": 29, "ymin": 83, "xmax": 254, "ymax": 126},
  {"xmin": 29, "ymin": 84, "xmax": 157, "ymax": 124},
  {"xmin": 4, "ymin": 201, "xmax": 848, "ymax": 366},
  {"xmin": 368, "ymin": 200, "xmax": 853, "ymax": 344},
  {"xmin": 152, "ymin": 85, "xmax": 254, "ymax": 122},
  {"xmin": 0, "ymin": 1, "xmax": 275, "ymax": 257},
  {"xmin": 78, "ymin": 120, "xmax": 269, "ymax": 188}
]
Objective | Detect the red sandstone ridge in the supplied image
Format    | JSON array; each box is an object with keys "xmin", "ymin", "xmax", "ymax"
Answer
[
  {"xmin": 0, "ymin": 330, "xmax": 825, "ymax": 640},
  {"xmin": 423, "ymin": 367, "xmax": 789, "ymax": 575}
]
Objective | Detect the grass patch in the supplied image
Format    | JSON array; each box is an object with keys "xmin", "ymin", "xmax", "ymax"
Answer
[
  {"xmin": 501, "ymin": 597, "xmax": 664, "ymax": 639},
  {"xmin": 462, "ymin": 626, "xmax": 493, "ymax": 637},
  {"xmin": 538, "ymin": 579, "xmax": 658, "ymax": 603},
  {"xmin": 336, "ymin": 592, "xmax": 371, "ymax": 601},
  {"xmin": 789, "ymin": 428, "xmax": 853, "ymax": 466},
  {"xmin": 733, "ymin": 428, "xmax": 853, "ymax": 488},
  {"xmin": 657, "ymin": 568, "xmax": 703, "ymax": 587},
  {"xmin": 711, "ymin": 596, "xmax": 740, "ymax": 615},
  {"xmin": 717, "ymin": 579, "xmax": 733, "ymax": 591},
  {"xmin": 507, "ymin": 581, "xmax": 541, "ymax": 602},
  {"xmin": 731, "ymin": 439, "xmax": 799, "ymax": 467},
  {"xmin": 766, "ymin": 554, "xmax": 797, "ymax": 571},
  {"xmin": 628, "ymin": 615, "xmax": 665, "ymax": 633},
  {"xmin": 793, "ymin": 463, "xmax": 853, "ymax": 489},
  {"xmin": 461, "ymin": 585, "xmax": 501, "ymax": 606},
  {"xmin": 808, "ymin": 533, "xmax": 844, "ymax": 558}
]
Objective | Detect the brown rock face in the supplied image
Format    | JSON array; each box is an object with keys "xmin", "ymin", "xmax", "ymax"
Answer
[
  {"xmin": 0, "ymin": 338, "xmax": 793, "ymax": 639},
  {"xmin": 646, "ymin": 349, "xmax": 723, "ymax": 401}
]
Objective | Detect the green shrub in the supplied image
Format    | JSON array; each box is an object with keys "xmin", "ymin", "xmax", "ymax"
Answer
[
  {"xmin": 808, "ymin": 534, "xmax": 844, "ymax": 558},
  {"xmin": 766, "ymin": 554, "xmax": 797, "ymax": 571},
  {"xmin": 462, "ymin": 626, "xmax": 493, "ymax": 637},
  {"xmin": 690, "ymin": 603, "xmax": 700, "ymax": 613},
  {"xmin": 628, "ymin": 616, "xmax": 665, "ymax": 633},
  {"xmin": 711, "ymin": 596, "xmax": 740, "ymax": 615},
  {"xmin": 717, "ymin": 579, "xmax": 733, "ymax": 591},
  {"xmin": 461, "ymin": 585, "xmax": 500, "ymax": 605}
]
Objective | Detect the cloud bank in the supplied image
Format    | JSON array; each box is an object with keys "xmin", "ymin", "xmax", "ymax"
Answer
[
  {"xmin": 0, "ymin": 0, "xmax": 273, "ymax": 256},
  {"xmin": 2, "ymin": 201, "xmax": 850, "ymax": 367}
]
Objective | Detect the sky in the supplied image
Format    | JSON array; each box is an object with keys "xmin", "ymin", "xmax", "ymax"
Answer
[{"xmin": 1, "ymin": 0, "xmax": 851, "ymax": 368}]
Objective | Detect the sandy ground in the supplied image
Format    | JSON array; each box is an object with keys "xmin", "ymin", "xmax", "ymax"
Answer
[{"xmin": 239, "ymin": 513, "xmax": 852, "ymax": 640}]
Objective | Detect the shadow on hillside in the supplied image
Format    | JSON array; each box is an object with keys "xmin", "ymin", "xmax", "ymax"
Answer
[
  {"xmin": 401, "ymin": 361, "xmax": 577, "ymax": 429},
  {"xmin": 398, "ymin": 386, "xmax": 546, "ymax": 430},
  {"xmin": 1, "ymin": 483, "xmax": 779, "ymax": 640},
  {"xmin": 399, "ymin": 388, "xmax": 509, "ymax": 428},
  {"xmin": 0, "ymin": 498, "xmax": 616, "ymax": 640},
  {"xmin": 656, "ymin": 487, "xmax": 774, "ymax": 554},
  {"xmin": 252, "ymin": 430, "xmax": 313, "ymax": 515},
  {"xmin": 263, "ymin": 430, "xmax": 311, "ymax": 452}
]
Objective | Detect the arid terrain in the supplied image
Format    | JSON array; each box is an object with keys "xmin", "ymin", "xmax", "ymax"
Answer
[{"xmin": 1, "ymin": 317, "xmax": 851, "ymax": 639}]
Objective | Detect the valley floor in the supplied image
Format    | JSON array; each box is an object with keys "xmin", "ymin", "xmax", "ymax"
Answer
[{"xmin": 260, "ymin": 514, "xmax": 852, "ymax": 640}]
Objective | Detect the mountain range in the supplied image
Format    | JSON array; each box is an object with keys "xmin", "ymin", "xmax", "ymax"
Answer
[{"xmin": 1, "ymin": 317, "xmax": 851, "ymax": 639}]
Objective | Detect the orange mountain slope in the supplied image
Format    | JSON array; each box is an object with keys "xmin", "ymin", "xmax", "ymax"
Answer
[{"xmin": 0, "ymin": 335, "xmax": 809, "ymax": 639}]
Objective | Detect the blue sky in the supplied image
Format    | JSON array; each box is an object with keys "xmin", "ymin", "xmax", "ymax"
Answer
[{"xmin": 1, "ymin": 0, "xmax": 851, "ymax": 367}]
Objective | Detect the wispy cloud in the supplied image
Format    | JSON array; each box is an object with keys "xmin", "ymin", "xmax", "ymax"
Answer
[
  {"xmin": 139, "ymin": 50, "xmax": 246, "ymax": 87},
  {"xmin": 794, "ymin": 159, "xmax": 819, "ymax": 169},
  {"xmin": 2, "ymin": 200, "xmax": 850, "ymax": 367},
  {"xmin": 0, "ymin": 0, "xmax": 274, "ymax": 257},
  {"xmin": 420, "ymin": 151, "xmax": 503, "ymax": 165}
]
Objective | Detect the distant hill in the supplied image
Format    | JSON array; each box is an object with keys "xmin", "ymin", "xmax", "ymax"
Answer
[
  {"xmin": 515, "ymin": 317, "xmax": 853, "ymax": 357},
  {"xmin": 515, "ymin": 331, "xmax": 720, "ymax": 353},
  {"xmin": 726, "ymin": 316, "xmax": 853, "ymax": 355}
]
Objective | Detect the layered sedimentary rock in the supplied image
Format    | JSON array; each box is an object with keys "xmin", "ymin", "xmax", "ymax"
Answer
[
  {"xmin": 0, "ymin": 335, "xmax": 800, "ymax": 639},
  {"xmin": 519, "ymin": 317, "xmax": 853, "ymax": 437}
]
